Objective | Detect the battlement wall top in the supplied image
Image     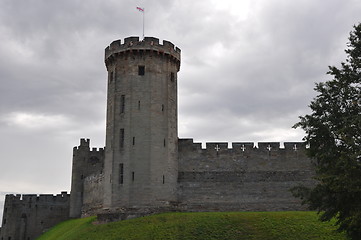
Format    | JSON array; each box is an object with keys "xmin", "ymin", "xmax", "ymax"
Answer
[
  {"xmin": 105, "ymin": 36, "xmax": 181, "ymax": 64},
  {"xmin": 178, "ymin": 139, "xmax": 312, "ymax": 172},
  {"xmin": 5, "ymin": 192, "xmax": 69, "ymax": 203},
  {"xmin": 178, "ymin": 138, "xmax": 306, "ymax": 152},
  {"xmin": 80, "ymin": 138, "xmax": 89, "ymax": 147},
  {"xmin": 73, "ymin": 138, "xmax": 105, "ymax": 153}
]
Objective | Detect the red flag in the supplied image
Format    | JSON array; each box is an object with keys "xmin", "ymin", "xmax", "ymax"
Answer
[{"xmin": 136, "ymin": 7, "xmax": 144, "ymax": 12}]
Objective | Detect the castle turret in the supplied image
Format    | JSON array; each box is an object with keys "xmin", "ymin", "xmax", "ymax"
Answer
[
  {"xmin": 103, "ymin": 37, "xmax": 181, "ymax": 209},
  {"xmin": 69, "ymin": 139, "xmax": 105, "ymax": 218}
]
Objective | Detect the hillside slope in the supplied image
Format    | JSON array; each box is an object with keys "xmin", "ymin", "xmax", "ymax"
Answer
[{"xmin": 37, "ymin": 211, "xmax": 347, "ymax": 240}]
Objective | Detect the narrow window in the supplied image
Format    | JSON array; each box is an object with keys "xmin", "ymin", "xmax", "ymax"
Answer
[
  {"xmin": 3, "ymin": 219, "xmax": 5, "ymax": 225},
  {"xmin": 4, "ymin": 207, "xmax": 7, "ymax": 213},
  {"xmin": 119, "ymin": 164, "xmax": 124, "ymax": 184},
  {"xmin": 138, "ymin": 65, "xmax": 145, "ymax": 76},
  {"xmin": 162, "ymin": 104, "xmax": 164, "ymax": 112},
  {"xmin": 120, "ymin": 95, "xmax": 125, "ymax": 113},
  {"xmin": 132, "ymin": 172, "xmax": 135, "ymax": 181},
  {"xmin": 162, "ymin": 175, "xmax": 165, "ymax": 184},
  {"xmin": 132, "ymin": 137, "xmax": 135, "ymax": 145},
  {"xmin": 120, "ymin": 129, "xmax": 124, "ymax": 148},
  {"xmin": 109, "ymin": 71, "xmax": 114, "ymax": 83},
  {"xmin": 170, "ymin": 72, "xmax": 175, "ymax": 82},
  {"xmin": 164, "ymin": 139, "xmax": 166, "ymax": 147},
  {"xmin": 138, "ymin": 101, "xmax": 141, "ymax": 110}
]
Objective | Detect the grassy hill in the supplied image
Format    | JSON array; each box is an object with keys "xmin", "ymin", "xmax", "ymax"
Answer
[{"xmin": 37, "ymin": 211, "xmax": 347, "ymax": 240}]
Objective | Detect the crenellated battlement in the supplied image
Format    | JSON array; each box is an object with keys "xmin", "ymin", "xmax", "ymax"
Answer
[
  {"xmin": 73, "ymin": 138, "xmax": 105, "ymax": 153},
  {"xmin": 105, "ymin": 36, "xmax": 181, "ymax": 67},
  {"xmin": 4, "ymin": 192, "xmax": 69, "ymax": 203},
  {"xmin": 178, "ymin": 138, "xmax": 311, "ymax": 173},
  {"xmin": 178, "ymin": 138, "xmax": 306, "ymax": 153}
]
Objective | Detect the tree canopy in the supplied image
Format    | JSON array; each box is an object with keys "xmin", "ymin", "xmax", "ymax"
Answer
[{"xmin": 292, "ymin": 23, "xmax": 361, "ymax": 239}]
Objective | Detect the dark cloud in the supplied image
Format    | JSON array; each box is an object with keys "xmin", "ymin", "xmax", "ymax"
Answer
[{"xmin": 1, "ymin": 0, "xmax": 360, "ymax": 221}]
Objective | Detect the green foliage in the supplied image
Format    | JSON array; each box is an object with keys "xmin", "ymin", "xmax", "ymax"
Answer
[
  {"xmin": 37, "ymin": 212, "xmax": 346, "ymax": 240},
  {"xmin": 293, "ymin": 23, "xmax": 361, "ymax": 239}
]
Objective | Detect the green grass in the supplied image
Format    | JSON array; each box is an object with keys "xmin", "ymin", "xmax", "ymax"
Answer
[{"xmin": 37, "ymin": 211, "xmax": 347, "ymax": 240}]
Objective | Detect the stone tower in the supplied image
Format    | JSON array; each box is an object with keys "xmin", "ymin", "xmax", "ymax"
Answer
[
  {"xmin": 69, "ymin": 139, "xmax": 105, "ymax": 218},
  {"xmin": 103, "ymin": 37, "xmax": 181, "ymax": 210}
]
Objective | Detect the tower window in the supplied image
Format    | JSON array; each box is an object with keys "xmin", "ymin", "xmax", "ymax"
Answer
[
  {"xmin": 120, "ymin": 129, "xmax": 124, "ymax": 148},
  {"xmin": 120, "ymin": 95, "xmax": 125, "ymax": 113},
  {"xmin": 133, "ymin": 137, "xmax": 135, "ymax": 145},
  {"xmin": 170, "ymin": 72, "xmax": 175, "ymax": 82},
  {"xmin": 162, "ymin": 104, "xmax": 164, "ymax": 112},
  {"xmin": 119, "ymin": 164, "xmax": 124, "ymax": 184},
  {"xmin": 138, "ymin": 65, "xmax": 145, "ymax": 76},
  {"xmin": 164, "ymin": 139, "xmax": 166, "ymax": 147},
  {"xmin": 138, "ymin": 101, "xmax": 141, "ymax": 110},
  {"xmin": 132, "ymin": 172, "xmax": 135, "ymax": 181},
  {"xmin": 163, "ymin": 175, "xmax": 165, "ymax": 184},
  {"xmin": 109, "ymin": 71, "xmax": 114, "ymax": 83}
]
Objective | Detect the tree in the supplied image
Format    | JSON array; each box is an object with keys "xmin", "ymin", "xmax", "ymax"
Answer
[{"xmin": 292, "ymin": 23, "xmax": 361, "ymax": 239}]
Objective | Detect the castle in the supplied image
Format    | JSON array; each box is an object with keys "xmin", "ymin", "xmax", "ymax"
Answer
[{"xmin": 0, "ymin": 37, "xmax": 315, "ymax": 240}]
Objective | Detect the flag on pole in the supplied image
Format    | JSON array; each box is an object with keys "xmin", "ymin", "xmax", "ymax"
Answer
[{"xmin": 136, "ymin": 7, "xmax": 145, "ymax": 39}]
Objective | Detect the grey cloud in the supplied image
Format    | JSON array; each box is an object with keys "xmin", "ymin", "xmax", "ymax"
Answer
[{"xmin": 1, "ymin": 0, "xmax": 361, "ymax": 222}]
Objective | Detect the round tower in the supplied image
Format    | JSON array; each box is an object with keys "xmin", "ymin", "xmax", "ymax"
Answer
[{"xmin": 103, "ymin": 36, "xmax": 181, "ymax": 209}]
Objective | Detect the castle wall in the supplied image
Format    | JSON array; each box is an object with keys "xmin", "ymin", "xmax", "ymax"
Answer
[
  {"xmin": 177, "ymin": 139, "xmax": 315, "ymax": 211},
  {"xmin": 0, "ymin": 192, "xmax": 69, "ymax": 240},
  {"xmin": 69, "ymin": 139, "xmax": 105, "ymax": 218},
  {"xmin": 82, "ymin": 173, "xmax": 104, "ymax": 216}
]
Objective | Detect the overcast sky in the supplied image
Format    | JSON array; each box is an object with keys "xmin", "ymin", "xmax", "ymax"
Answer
[{"xmin": 0, "ymin": 0, "xmax": 360, "ymax": 222}]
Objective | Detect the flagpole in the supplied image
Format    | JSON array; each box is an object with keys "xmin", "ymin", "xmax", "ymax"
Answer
[
  {"xmin": 142, "ymin": 8, "xmax": 145, "ymax": 39},
  {"xmin": 136, "ymin": 7, "xmax": 145, "ymax": 40}
]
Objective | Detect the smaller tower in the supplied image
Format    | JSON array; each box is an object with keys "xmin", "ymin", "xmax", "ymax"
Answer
[{"xmin": 69, "ymin": 139, "xmax": 104, "ymax": 218}]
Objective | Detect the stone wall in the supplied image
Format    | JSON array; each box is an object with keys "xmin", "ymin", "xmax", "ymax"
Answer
[
  {"xmin": 82, "ymin": 173, "xmax": 104, "ymax": 216},
  {"xmin": 177, "ymin": 139, "xmax": 315, "ymax": 212},
  {"xmin": 0, "ymin": 192, "xmax": 70, "ymax": 240}
]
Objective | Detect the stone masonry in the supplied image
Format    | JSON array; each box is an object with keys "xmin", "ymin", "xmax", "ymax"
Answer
[
  {"xmin": 0, "ymin": 36, "xmax": 315, "ymax": 239},
  {"xmin": 0, "ymin": 192, "xmax": 69, "ymax": 240}
]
